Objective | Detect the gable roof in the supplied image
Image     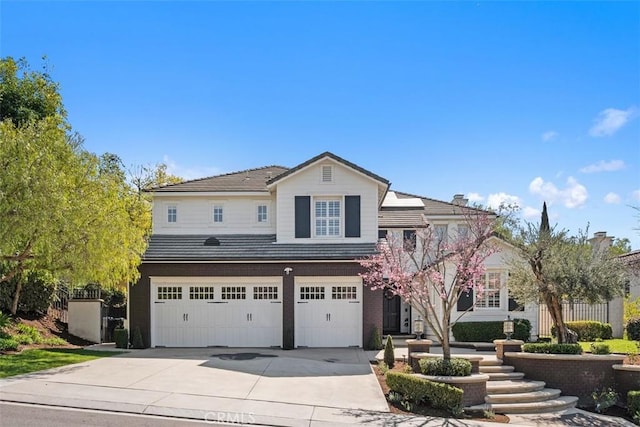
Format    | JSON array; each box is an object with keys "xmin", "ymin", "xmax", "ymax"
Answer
[
  {"xmin": 152, "ymin": 165, "xmax": 289, "ymax": 193},
  {"xmin": 620, "ymin": 249, "xmax": 640, "ymax": 267},
  {"xmin": 266, "ymin": 151, "xmax": 390, "ymax": 187}
]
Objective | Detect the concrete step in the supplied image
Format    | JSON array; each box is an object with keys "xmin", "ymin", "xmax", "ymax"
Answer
[
  {"xmin": 467, "ymin": 396, "xmax": 579, "ymax": 414},
  {"xmin": 479, "ymin": 358, "xmax": 503, "ymax": 366},
  {"xmin": 479, "ymin": 365, "xmax": 515, "ymax": 373},
  {"xmin": 486, "ymin": 371, "xmax": 525, "ymax": 381},
  {"xmin": 485, "ymin": 388, "xmax": 562, "ymax": 404},
  {"xmin": 487, "ymin": 380, "xmax": 546, "ymax": 394}
]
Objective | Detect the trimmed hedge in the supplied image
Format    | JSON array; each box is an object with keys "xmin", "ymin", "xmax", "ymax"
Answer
[
  {"xmin": 452, "ymin": 319, "xmax": 531, "ymax": 342},
  {"xmin": 589, "ymin": 343, "xmax": 610, "ymax": 355},
  {"xmin": 551, "ymin": 321, "xmax": 612, "ymax": 341},
  {"xmin": 628, "ymin": 391, "xmax": 640, "ymax": 417},
  {"xmin": 627, "ymin": 318, "xmax": 640, "ymax": 341},
  {"xmin": 385, "ymin": 371, "xmax": 463, "ymax": 414},
  {"xmin": 384, "ymin": 334, "xmax": 395, "ymax": 368},
  {"xmin": 522, "ymin": 343, "xmax": 583, "ymax": 354},
  {"xmin": 419, "ymin": 357, "xmax": 472, "ymax": 377}
]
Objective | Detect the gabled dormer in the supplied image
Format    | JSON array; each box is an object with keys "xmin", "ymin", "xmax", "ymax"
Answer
[{"xmin": 267, "ymin": 152, "xmax": 389, "ymax": 244}]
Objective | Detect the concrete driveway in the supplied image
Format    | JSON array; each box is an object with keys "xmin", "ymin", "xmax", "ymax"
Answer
[{"xmin": 0, "ymin": 347, "xmax": 390, "ymax": 426}]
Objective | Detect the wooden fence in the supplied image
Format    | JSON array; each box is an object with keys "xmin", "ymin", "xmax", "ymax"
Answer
[{"xmin": 538, "ymin": 301, "xmax": 609, "ymax": 337}]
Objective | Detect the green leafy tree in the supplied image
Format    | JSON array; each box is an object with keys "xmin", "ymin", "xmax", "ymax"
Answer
[
  {"xmin": 0, "ymin": 57, "xmax": 66, "ymax": 127},
  {"xmin": 507, "ymin": 203, "xmax": 628, "ymax": 343}
]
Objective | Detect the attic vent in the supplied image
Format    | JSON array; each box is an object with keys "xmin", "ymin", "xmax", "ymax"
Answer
[
  {"xmin": 204, "ymin": 237, "xmax": 220, "ymax": 246},
  {"xmin": 321, "ymin": 165, "xmax": 333, "ymax": 183}
]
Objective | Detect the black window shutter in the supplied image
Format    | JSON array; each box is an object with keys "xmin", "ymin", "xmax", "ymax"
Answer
[
  {"xmin": 508, "ymin": 297, "xmax": 524, "ymax": 312},
  {"xmin": 294, "ymin": 196, "xmax": 311, "ymax": 238},
  {"xmin": 457, "ymin": 290, "xmax": 474, "ymax": 311},
  {"xmin": 345, "ymin": 195, "xmax": 361, "ymax": 238}
]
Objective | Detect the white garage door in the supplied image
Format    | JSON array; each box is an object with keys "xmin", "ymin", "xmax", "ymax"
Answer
[
  {"xmin": 294, "ymin": 278, "xmax": 362, "ymax": 347},
  {"xmin": 152, "ymin": 279, "xmax": 282, "ymax": 348}
]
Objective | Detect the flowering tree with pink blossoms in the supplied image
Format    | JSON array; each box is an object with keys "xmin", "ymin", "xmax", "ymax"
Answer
[{"xmin": 360, "ymin": 211, "xmax": 499, "ymax": 361}]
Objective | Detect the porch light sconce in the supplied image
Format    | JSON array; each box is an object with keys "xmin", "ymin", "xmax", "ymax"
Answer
[
  {"xmin": 503, "ymin": 315, "xmax": 514, "ymax": 340},
  {"xmin": 284, "ymin": 267, "xmax": 293, "ymax": 275},
  {"xmin": 413, "ymin": 316, "xmax": 425, "ymax": 340}
]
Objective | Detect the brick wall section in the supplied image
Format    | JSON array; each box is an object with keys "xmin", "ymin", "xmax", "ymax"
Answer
[
  {"xmin": 504, "ymin": 354, "xmax": 626, "ymax": 406},
  {"xmin": 131, "ymin": 261, "xmax": 382, "ymax": 348},
  {"xmin": 614, "ymin": 366, "xmax": 640, "ymax": 405}
]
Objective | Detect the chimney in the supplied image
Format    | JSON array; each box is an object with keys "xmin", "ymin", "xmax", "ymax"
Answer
[
  {"xmin": 589, "ymin": 231, "xmax": 614, "ymax": 252},
  {"xmin": 452, "ymin": 194, "xmax": 468, "ymax": 206}
]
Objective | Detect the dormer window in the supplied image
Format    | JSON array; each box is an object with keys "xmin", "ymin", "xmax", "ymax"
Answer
[
  {"xmin": 212, "ymin": 205, "xmax": 224, "ymax": 223},
  {"xmin": 167, "ymin": 205, "xmax": 177, "ymax": 223},
  {"xmin": 321, "ymin": 165, "xmax": 333, "ymax": 183}
]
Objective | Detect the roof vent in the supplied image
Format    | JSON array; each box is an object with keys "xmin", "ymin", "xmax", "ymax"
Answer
[
  {"xmin": 204, "ymin": 237, "xmax": 220, "ymax": 246},
  {"xmin": 321, "ymin": 165, "xmax": 333, "ymax": 182}
]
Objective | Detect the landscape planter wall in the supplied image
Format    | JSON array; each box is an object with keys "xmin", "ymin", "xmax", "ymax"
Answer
[
  {"xmin": 416, "ymin": 373, "xmax": 489, "ymax": 406},
  {"xmin": 504, "ymin": 352, "xmax": 626, "ymax": 406},
  {"xmin": 613, "ymin": 364, "xmax": 640, "ymax": 405},
  {"xmin": 409, "ymin": 352, "xmax": 482, "ymax": 374}
]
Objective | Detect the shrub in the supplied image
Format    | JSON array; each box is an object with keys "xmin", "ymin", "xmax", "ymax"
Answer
[
  {"xmin": 131, "ymin": 327, "xmax": 144, "ymax": 349},
  {"xmin": 15, "ymin": 324, "xmax": 43, "ymax": 344},
  {"xmin": 42, "ymin": 336, "xmax": 67, "ymax": 346},
  {"xmin": 368, "ymin": 326, "xmax": 383, "ymax": 350},
  {"xmin": 419, "ymin": 357, "xmax": 472, "ymax": 377},
  {"xmin": 114, "ymin": 328, "xmax": 129, "ymax": 349},
  {"xmin": 627, "ymin": 318, "xmax": 640, "ymax": 341},
  {"xmin": 386, "ymin": 371, "xmax": 463, "ymax": 414},
  {"xmin": 384, "ymin": 335, "xmax": 395, "ymax": 368},
  {"xmin": 551, "ymin": 321, "xmax": 613, "ymax": 341},
  {"xmin": 0, "ymin": 337, "xmax": 19, "ymax": 351},
  {"xmin": 378, "ymin": 361, "xmax": 389, "ymax": 375},
  {"xmin": 522, "ymin": 343, "xmax": 582, "ymax": 354},
  {"xmin": 591, "ymin": 387, "xmax": 618, "ymax": 413},
  {"xmin": 590, "ymin": 343, "xmax": 610, "ymax": 355},
  {"xmin": 0, "ymin": 269, "xmax": 57, "ymax": 314},
  {"xmin": 452, "ymin": 319, "xmax": 531, "ymax": 342},
  {"xmin": 0, "ymin": 311, "xmax": 11, "ymax": 330},
  {"xmin": 628, "ymin": 391, "xmax": 640, "ymax": 417},
  {"xmin": 13, "ymin": 334, "xmax": 34, "ymax": 345}
]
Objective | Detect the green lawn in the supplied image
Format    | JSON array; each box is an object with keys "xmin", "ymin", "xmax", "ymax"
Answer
[
  {"xmin": 579, "ymin": 339, "xmax": 639, "ymax": 354},
  {"xmin": 0, "ymin": 349, "xmax": 121, "ymax": 378}
]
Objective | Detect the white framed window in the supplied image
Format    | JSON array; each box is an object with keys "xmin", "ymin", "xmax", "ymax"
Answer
[
  {"xmin": 457, "ymin": 224, "xmax": 469, "ymax": 240},
  {"xmin": 321, "ymin": 165, "xmax": 333, "ymax": 183},
  {"xmin": 300, "ymin": 286, "xmax": 325, "ymax": 300},
  {"xmin": 257, "ymin": 204, "xmax": 268, "ymax": 223},
  {"xmin": 477, "ymin": 271, "xmax": 503, "ymax": 309},
  {"xmin": 332, "ymin": 286, "xmax": 357, "ymax": 300},
  {"xmin": 212, "ymin": 205, "xmax": 224, "ymax": 223},
  {"xmin": 167, "ymin": 205, "xmax": 177, "ymax": 223},
  {"xmin": 315, "ymin": 199, "xmax": 341, "ymax": 236},
  {"xmin": 221, "ymin": 286, "xmax": 246, "ymax": 300},
  {"xmin": 434, "ymin": 224, "xmax": 448, "ymax": 245},
  {"xmin": 157, "ymin": 286, "xmax": 182, "ymax": 300}
]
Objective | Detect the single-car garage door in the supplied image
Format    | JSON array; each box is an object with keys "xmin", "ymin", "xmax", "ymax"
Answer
[
  {"xmin": 294, "ymin": 277, "xmax": 362, "ymax": 347},
  {"xmin": 151, "ymin": 278, "xmax": 282, "ymax": 347}
]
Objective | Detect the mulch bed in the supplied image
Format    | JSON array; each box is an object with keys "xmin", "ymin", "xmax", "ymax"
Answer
[{"xmin": 372, "ymin": 361, "xmax": 510, "ymax": 423}]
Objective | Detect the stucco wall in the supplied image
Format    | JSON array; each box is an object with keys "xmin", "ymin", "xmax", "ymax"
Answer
[{"xmin": 68, "ymin": 299, "xmax": 103, "ymax": 343}]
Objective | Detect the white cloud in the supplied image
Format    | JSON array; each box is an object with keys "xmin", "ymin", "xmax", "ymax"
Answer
[
  {"xmin": 163, "ymin": 155, "xmax": 221, "ymax": 180},
  {"xmin": 589, "ymin": 107, "xmax": 637, "ymax": 137},
  {"xmin": 541, "ymin": 131, "xmax": 558, "ymax": 142},
  {"xmin": 522, "ymin": 206, "xmax": 540, "ymax": 219},
  {"xmin": 580, "ymin": 159, "xmax": 626, "ymax": 173},
  {"xmin": 486, "ymin": 192, "xmax": 521, "ymax": 210},
  {"xmin": 528, "ymin": 176, "xmax": 588, "ymax": 208},
  {"xmin": 466, "ymin": 192, "xmax": 485, "ymax": 203},
  {"xmin": 632, "ymin": 190, "xmax": 640, "ymax": 201},
  {"xmin": 604, "ymin": 192, "xmax": 621, "ymax": 204}
]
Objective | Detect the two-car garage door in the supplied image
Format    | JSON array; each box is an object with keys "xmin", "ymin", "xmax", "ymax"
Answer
[{"xmin": 151, "ymin": 278, "xmax": 282, "ymax": 347}]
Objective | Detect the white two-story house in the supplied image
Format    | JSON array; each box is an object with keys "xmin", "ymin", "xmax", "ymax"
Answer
[{"xmin": 130, "ymin": 152, "xmax": 536, "ymax": 348}]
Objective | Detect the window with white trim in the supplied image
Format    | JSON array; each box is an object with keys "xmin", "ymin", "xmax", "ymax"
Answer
[
  {"xmin": 434, "ymin": 225, "xmax": 448, "ymax": 245},
  {"xmin": 189, "ymin": 286, "xmax": 214, "ymax": 300},
  {"xmin": 315, "ymin": 199, "xmax": 340, "ymax": 236},
  {"xmin": 257, "ymin": 204, "xmax": 268, "ymax": 223},
  {"xmin": 221, "ymin": 286, "xmax": 246, "ymax": 300},
  {"xmin": 332, "ymin": 286, "xmax": 357, "ymax": 300},
  {"xmin": 212, "ymin": 205, "xmax": 224, "ymax": 223},
  {"xmin": 300, "ymin": 286, "xmax": 325, "ymax": 300},
  {"xmin": 157, "ymin": 286, "xmax": 182, "ymax": 300},
  {"xmin": 167, "ymin": 205, "xmax": 177, "ymax": 223},
  {"xmin": 457, "ymin": 224, "xmax": 469, "ymax": 240},
  {"xmin": 477, "ymin": 272, "xmax": 502, "ymax": 309},
  {"xmin": 253, "ymin": 286, "xmax": 278, "ymax": 300}
]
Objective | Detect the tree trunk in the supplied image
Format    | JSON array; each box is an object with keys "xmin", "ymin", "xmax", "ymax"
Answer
[
  {"xmin": 544, "ymin": 292, "xmax": 568, "ymax": 343},
  {"xmin": 441, "ymin": 315, "xmax": 451, "ymax": 361},
  {"xmin": 10, "ymin": 279, "xmax": 22, "ymax": 316}
]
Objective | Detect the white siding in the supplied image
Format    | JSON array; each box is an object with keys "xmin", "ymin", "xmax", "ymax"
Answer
[
  {"xmin": 152, "ymin": 195, "xmax": 276, "ymax": 235},
  {"xmin": 275, "ymin": 159, "xmax": 379, "ymax": 243}
]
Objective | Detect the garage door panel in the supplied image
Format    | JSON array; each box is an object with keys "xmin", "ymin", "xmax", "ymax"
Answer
[{"xmin": 152, "ymin": 281, "xmax": 282, "ymax": 348}]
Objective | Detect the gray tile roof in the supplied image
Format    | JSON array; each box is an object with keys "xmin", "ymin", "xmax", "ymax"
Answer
[
  {"xmin": 620, "ymin": 249, "xmax": 640, "ymax": 266},
  {"xmin": 378, "ymin": 209, "xmax": 427, "ymax": 228},
  {"xmin": 144, "ymin": 234, "xmax": 377, "ymax": 261},
  {"xmin": 394, "ymin": 191, "xmax": 492, "ymax": 216},
  {"xmin": 267, "ymin": 151, "xmax": 390, "ymax": 186},
  {"xmin": 153, "ymin": 166, "xmax": 289, "ymax": 192}
]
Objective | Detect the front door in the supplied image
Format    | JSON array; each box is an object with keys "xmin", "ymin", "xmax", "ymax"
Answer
[{"xmin": 383, "ymin": 293, "xmax": 401, "ymax": 334}]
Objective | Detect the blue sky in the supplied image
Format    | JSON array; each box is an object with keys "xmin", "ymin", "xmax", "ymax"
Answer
[{"xmin": 2, "ymin": 1, "xmax": 639, "ymax": 248}]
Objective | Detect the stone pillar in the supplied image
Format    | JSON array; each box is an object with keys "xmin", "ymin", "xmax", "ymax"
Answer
[
  {"xmin": 493, "ymin": 339, "xmax": 523, "ymax": 359},
  {"xmin": 406, "ymin": 339, "xmax": 432, "ymax": 370}
]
